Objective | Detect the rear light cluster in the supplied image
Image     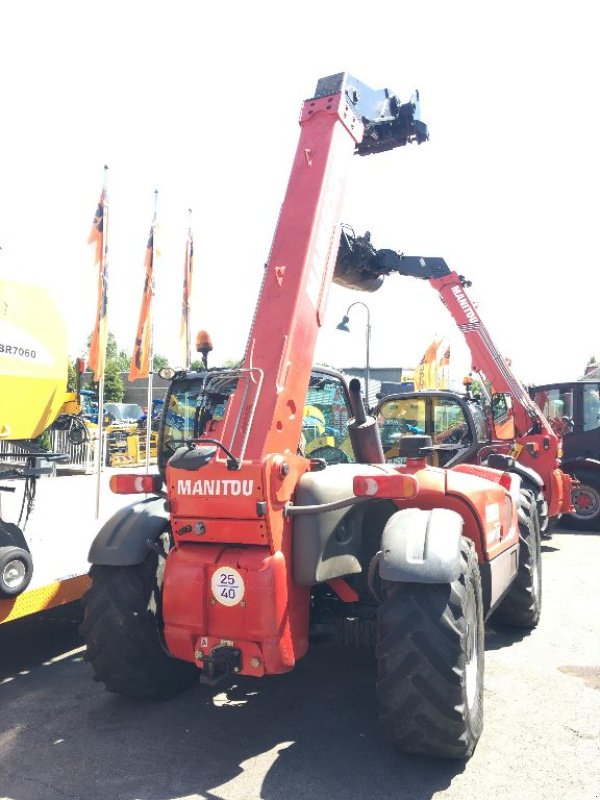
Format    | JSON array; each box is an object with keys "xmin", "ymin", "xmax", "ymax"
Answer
[
  {"xmin": 499, "ymin": 471, "xmax": 516, "ymax": 492},
  {"xmin": 109, "ymin": 474, "xmax": 163, "ymax": 494},
  {"xmin": 353, "ymin": 474, "xmax": 418, "ymax": 499}
]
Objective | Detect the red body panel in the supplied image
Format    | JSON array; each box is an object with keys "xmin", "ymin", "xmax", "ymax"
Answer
[
  {"xmin": 389, "ymin": 460, "xmax": 520, "ymax": 562},
  {"xmin": 163, "ymin": 543, "xmax": 309, "ymax": 676}
]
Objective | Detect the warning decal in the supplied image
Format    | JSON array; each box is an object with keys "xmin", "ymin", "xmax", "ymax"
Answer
[{"xmin": 211, "ymin": 566, "xmax": 245, "ymax": 607}]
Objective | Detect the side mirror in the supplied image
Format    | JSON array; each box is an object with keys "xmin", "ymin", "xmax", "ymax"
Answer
[{"xmin": 491, "ymin": 393, "xmax": 516, "ymax": 441}]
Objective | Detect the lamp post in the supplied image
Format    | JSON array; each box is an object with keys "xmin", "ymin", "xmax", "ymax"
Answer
[{"xmin": 336, "ymin": 301, "xmax": 371, "ymax": 409}]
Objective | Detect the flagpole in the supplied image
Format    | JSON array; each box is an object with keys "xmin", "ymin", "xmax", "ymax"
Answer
[
  {"xmin": 185, "ymin": 208, "xmax": 192, "ymax": 370},
  {"xmin": 95, "ymin": 165, "xmax": 109, "ymax": 519},
  {"xmin": 145, "ymin": 189, "xmax": 158, "ymax": 472}
]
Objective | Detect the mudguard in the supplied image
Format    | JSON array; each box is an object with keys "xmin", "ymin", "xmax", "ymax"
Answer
[
  {"xmin": 484, "ymin": 453, "xmax": 543, "ymax": 491},
  {"xmin": 379, "ymin": 507, "xmax": 463, "ymax": 583},
  {"xmin": 561, "ymin": 456, "xmax": 600, "ymax": 475},
  {"xmin": 508, "ymin": 463, "xmax": 543, "ymax": 490},
  {"xmin": 88, "ymin": 497, "xmax": 169, "ymax": 566}
]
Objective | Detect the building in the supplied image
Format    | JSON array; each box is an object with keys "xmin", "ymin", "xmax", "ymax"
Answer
[{"xmin": 340, "ymin": 366, "xmax": 415, "ymax": 411}]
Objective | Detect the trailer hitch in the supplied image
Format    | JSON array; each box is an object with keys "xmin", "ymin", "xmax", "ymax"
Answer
[{"xmin": 198, "ymin": 645, "xmax": 242, "ymax": 686}]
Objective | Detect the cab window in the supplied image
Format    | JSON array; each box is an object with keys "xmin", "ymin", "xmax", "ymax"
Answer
[
  {"xmin": 378, "ymin": 397, "xmax": 425, "ymax": 461},
  {"xmin": 583, "ymin": 385, "xmax": 600, "ymax": 431},
  {"xmin": 533, "ymin": 388, "xmax": 574, "ymax": 436},
  {"xmin": 432, "ymin": 396, "xmax": 471, "ymax": 446},
  {"xmin": 302, "ymin": 373, "xmax": 355, "ymax": 463},
  {"xmin": 469, "ymin": 402, "xmax": 489, "ymax": 441},
  {"xmin": 159, "ymin": 377, "xmax": 205, "ymax": 470}
]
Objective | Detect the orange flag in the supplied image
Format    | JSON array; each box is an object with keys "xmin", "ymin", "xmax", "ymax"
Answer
[
  {"xmin": 439, "ymin": 344, "xmax": 451, "ymax": 389},
  {"xmin": 179, "ymin": 217, "xmax": 194, "ymax": 367},
  {"xmin": 129, "ymin": 225, "xmax": 155, "ymax": 381},
  {"xmin": 88, "ymin": 187, "xmax": 108, "ymax": 382},
  {"xmin": 414, "ymin": 338, "xmax": 441, "ymax": 390}
]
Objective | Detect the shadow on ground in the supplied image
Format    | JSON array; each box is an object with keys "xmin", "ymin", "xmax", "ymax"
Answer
[
  {"xmin": 0, "ymin": 602, "xmax": 84, "ymax": 680},
  {"xmin": 0, "ymin": 623, "xmax": 467, "ymax": 800}
]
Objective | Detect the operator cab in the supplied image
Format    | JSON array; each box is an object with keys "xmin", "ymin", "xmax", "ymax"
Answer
[
  {"xmin": 157, "ymin": 366, "xmax": 358, "ymax": 477},
  {"xmin": 530, "ymin": 380, "xmax": 600, "ymax": 460},
  {"xmin": 376, "ymin": 391, "xmax": 489, "ymax": 468}
]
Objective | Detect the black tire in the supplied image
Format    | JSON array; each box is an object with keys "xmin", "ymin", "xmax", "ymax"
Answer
[
  {"xmin": 493, "ymin": 490, "xmax": 542, "ymax": 628},
  {"xmin": 80, "ymin": 551, "xmax": 198, "ymax": 699},
  {"xmin": 563, "ymin": 469, "xmax": 600, "ymax": 531},
  {"xmin": 376, "ymin": 538, "xmax": 484, "ymax": 760},
  {"xmin": 519, "ymin": 479, "xmax": 550, "ymax": 539},
  {"xmin": 0, "ymin": 546, "xmax": 33, "ymax": 598}
]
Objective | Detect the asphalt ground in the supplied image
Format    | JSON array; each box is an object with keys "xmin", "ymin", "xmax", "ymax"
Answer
[{"xmin": 1, "ymin": 522, "xmax": 599, "ymax": 800}]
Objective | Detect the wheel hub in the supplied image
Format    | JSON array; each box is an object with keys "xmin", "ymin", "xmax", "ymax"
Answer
[
  {"xmin": 2, "ymin": 559, "xmax": 26, "ymax": 590},
  {"xmin": 573, "ymin": 485, "xmax": 600, "ymax": 519}
]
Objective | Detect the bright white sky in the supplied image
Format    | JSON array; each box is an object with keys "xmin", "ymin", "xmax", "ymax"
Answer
[{"xmin": 1, "ymin": 1, "xmax": 597, "ymax": 387}]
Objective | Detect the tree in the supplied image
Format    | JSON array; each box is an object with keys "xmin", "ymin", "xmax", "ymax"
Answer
[
  {"xmin": 188, "ymin": 356, "xmax": 241, "ymax": 371},
  {"xmin": 84, "ymin": 331, "xmax": 124, "ymax": 401},
  {"xmin": 67, "ymin": 360, "xmax": 79, "ymax": 392},
  {"xmin": 153, "ymin": 353, "xmax": 169, "ymax": 370},
  {"xmin": 115, "ymin": 349, "xmax": 130, "ymax": 372},
  {"xmin": 103, "ymin": 360, "xmax": 125, "ymax": 402},
  {"xmin": 105, "ymin": 332, "xmax": 119, "ymax": 361}
]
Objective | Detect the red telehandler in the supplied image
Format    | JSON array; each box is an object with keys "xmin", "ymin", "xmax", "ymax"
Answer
[
  {"xmin": 81, "ymin": 72, "xmax": 541, "ymax": 760},
  {"xmin": 334, "ymin": 230, "xmax": 573, "ymax": 536}
]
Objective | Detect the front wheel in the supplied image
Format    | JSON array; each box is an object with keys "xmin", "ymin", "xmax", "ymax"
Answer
[
  {"xmin": 563, "ymin": 469, "xmax": 600, "ymax": 531},
  {"xmin": 80, "ymin": 550, "xmax": 198, "ymax": 699},
  {"xmin": 376, "ymin": 538, "xmax": 484, "ymax": 759}
]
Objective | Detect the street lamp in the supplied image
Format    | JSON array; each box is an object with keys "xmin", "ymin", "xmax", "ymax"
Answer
[{"xmin": 336, "ymin": 301, "xmax": 371, "ymax": 409}]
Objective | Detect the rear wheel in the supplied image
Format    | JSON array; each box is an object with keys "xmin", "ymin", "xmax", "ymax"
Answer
[
  {"xmin": 80, "ymin": 550, "xmax": 198, "ymax": 699},
  {"xmin": 493, "ymin": 490, "xmax": 542, "ymax": 628},
  {"xmin": 376, "ymin": 538, "xmax": 484, "ymax": 759},
  {"xmin": 563, "ymin": 469, "xmax": 600, "ymax": 531}
]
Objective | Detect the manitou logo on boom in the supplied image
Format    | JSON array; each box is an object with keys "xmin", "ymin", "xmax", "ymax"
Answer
[
  {"xmin": 177, "ymin": 479, "xmax": 254, "ymax": 497},
  {"xmin": 451, "ymin": 285, "xmax": 479, "ymax": 324}
]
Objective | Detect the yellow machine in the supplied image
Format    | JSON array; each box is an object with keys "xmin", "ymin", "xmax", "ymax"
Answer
[
  {"xmin": 302, "ymin": 404, "xmax": 335, "ymax": 454},
  {"xmin": 0, "ymin": 278, "xmax": 84, "ymax": 614},
  {"xmin": 0, "ymin": 278, "xmax": 72, "ymax": 440}
]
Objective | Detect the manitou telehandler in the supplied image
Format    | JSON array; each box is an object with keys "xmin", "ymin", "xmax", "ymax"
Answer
[
  {"xmin": 81, "ymin": 72, "xmax": 542, "ymax": 760},
  {"xmin": 335, "ymin": 231, "xmax": 573, "ymax": 537}
]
